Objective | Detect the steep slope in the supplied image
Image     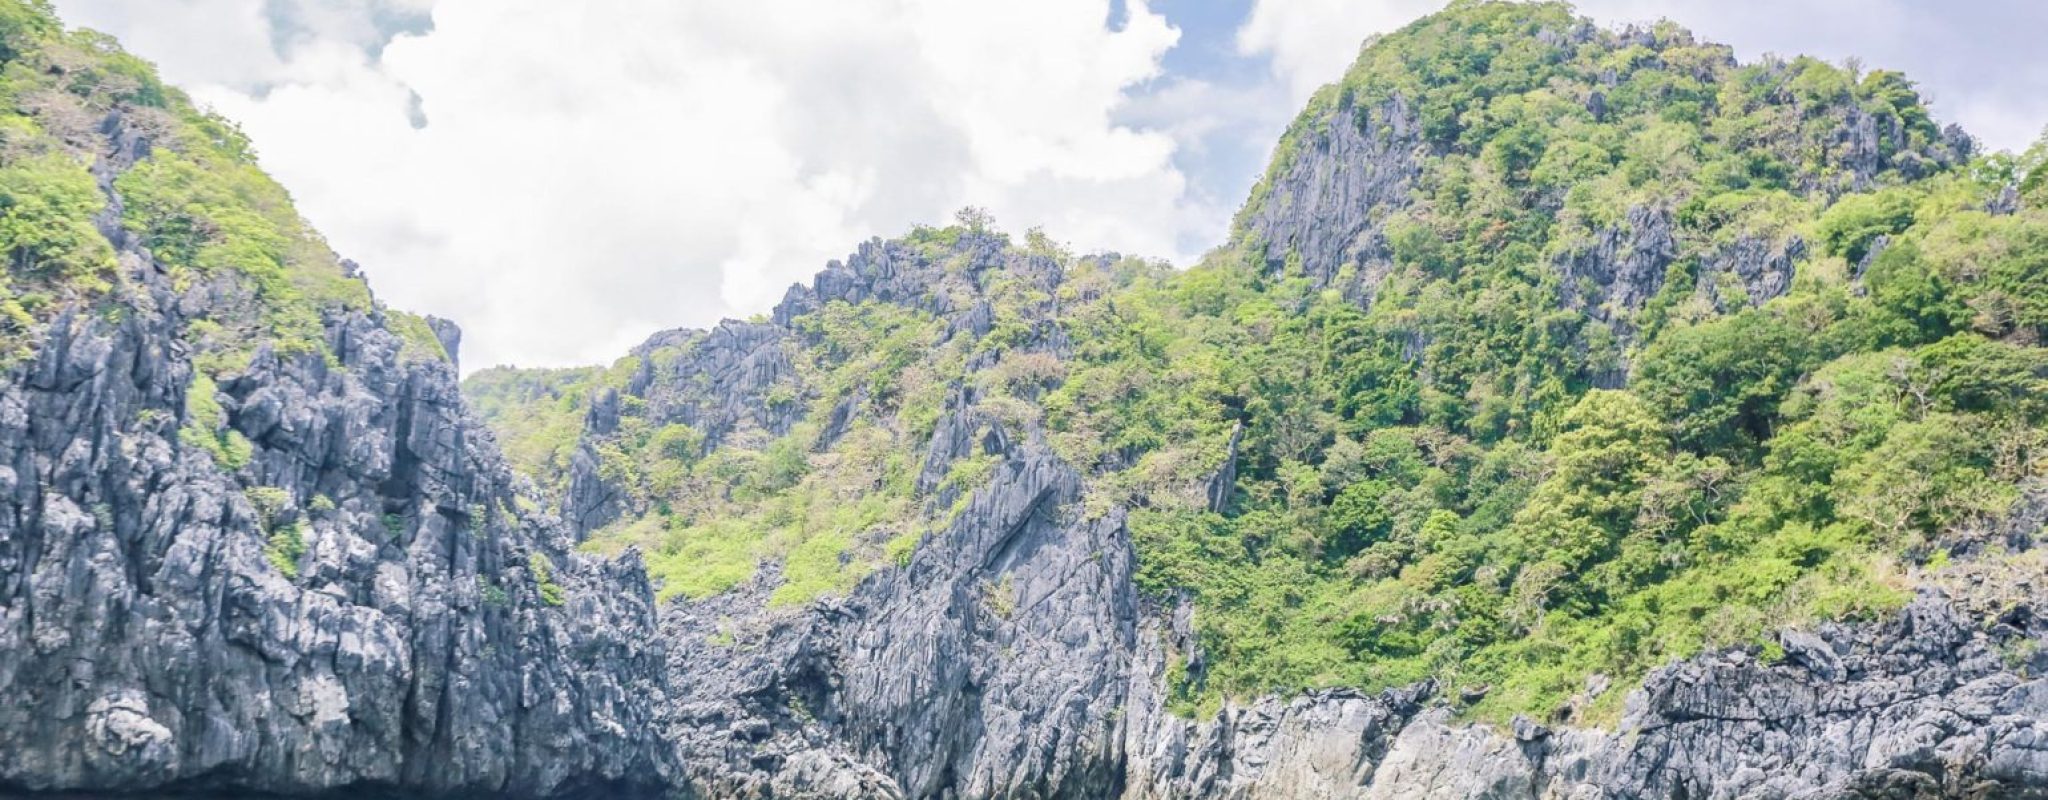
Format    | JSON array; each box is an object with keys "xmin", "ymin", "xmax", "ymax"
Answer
[
  {"xmin": 468, "ymin": 1, "xmax": 2048, "ymax": 797},
  {"xmin": 479, "ymin": 222, "xmax": 1153, "ymax": 796},
  {"xmin": 0, "ymin": 2, "xmax": 666, "ymax": 796},
  {"xmin": 0, "ymin": 0, "xmax": 2041, "ymax": 796}
]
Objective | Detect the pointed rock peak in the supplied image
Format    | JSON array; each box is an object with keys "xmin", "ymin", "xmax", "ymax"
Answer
[{"xmin": 1233, "ymin": 0, "xmax": 1965, "ymax": 292}]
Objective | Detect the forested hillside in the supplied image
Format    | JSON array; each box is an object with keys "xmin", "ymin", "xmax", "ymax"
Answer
[
  {"xmin": 469, "ymin": 0, "xmax": 2048, "ymax": 726},
  {"xmin": 2, "ymin": 0, "xmax": 2045, "ymax": 793}
]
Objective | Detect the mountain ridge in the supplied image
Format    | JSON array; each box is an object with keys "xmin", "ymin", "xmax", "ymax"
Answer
[
  {"xmin": 0, "ymin": 0, "xmax": 2043, "ymax": 796},
  {"xmin": 463, "ymin": 2, "xmax": 2048, "ymax": 795}
]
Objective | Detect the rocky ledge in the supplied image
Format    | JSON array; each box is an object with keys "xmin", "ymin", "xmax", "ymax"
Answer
[
  {"xmin": 1121, "ymin": 586, "xmax": 2048, "ymax": 800},
  {"xmin": 0, "ymin": 108, "xmax": 670, "ymax": 799}
]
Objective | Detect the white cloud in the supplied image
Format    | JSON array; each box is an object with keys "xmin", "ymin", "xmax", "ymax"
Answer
[
  {"xmin": 44, "ymin": 0, "xmax": 2048, "ymax": 369},
  {"xmin": 56, "ymin": 0, "xmax": 283, "ymax": 86},
  {"xmin": 1236, "ymin": 0, "xmax": 1443, "ymax": 107},
  {"xmin": 52, "ymin": 0, "xmax": 1200, "ymax": 370}
]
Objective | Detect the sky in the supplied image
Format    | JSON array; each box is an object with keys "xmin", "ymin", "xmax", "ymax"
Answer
[{"xmin": 46, "ymin": 0, "xmax": 2048, "ymax": 372}]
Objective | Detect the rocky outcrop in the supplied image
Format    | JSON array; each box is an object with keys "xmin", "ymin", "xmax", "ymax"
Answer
[
  {"xmin": 1699, "ymin": 235, "xmax": 1807, "ymax": 311},
  {"xmin": 1122, "ymin": 619, "xmax": 1435, "ymax": 800},
  {"xmin": 0, "ymin": 109, "xmax": 667, "ymax": 798},
  {"xmin": 11, "ymin": 5, "xmax": 2047, "ymax": 800},
  {"xmin": 1588, "ymin": 591, "xmax": 2048, "ymax": 798},
  {"xmin": 0, "ymin": 300, "xmax": 671, "ymax": 798},
  {"xmin": 563, "ymin": 320, "xmax": 793, "ymax": 537},
  {"xmin": 653, "ymin": 428, "xmax": 1138, "ymax": 798},
  {"xmin": 562, "ymin": 230, "xmax": 1068, "ymax": 540},
  {"xmin": 1237, "ymin": 92, "xmax": 1422, "ymax": 288},
  {"xmin": 1115, "ymin": 589, "xmax": 2048, "ymax": 799},
  {"xmin": 1556, "ymin": 204, "xmax": 1679, "ymax": 320},
  {"xmin": 1557, "ymin": 207, "xmax": 1811, "ymax": 323}
]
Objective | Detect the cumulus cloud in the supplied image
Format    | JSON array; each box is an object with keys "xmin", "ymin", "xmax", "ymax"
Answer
[
  {"xmin": 56, "ymin": 0, "xmax": 283, "ymax": 86},
  {"xmin": 1235, "ymin": 0, "xmax": 1439, "ymax": 107},
  {"xmin": 51, "ymin": 0, "xmax": 1201, "ymax": 370},
  {"xmin": 44, "ymin": 0, "xmax": 2048, "ymax": 368}
]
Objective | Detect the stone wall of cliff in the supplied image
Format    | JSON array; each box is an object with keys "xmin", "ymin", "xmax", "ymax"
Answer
[
  {"xmin": 0, "ymin": 99, "xmax": 670, "ymax": 798},
  {"xmin": 5, "ymin": 1, "xmax": 2047, "ymax": 798}
]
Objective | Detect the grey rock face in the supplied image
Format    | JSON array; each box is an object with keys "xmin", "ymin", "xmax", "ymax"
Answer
[
  {"xmin": 1556, "ymin": 204, "xmax": 1679, "ymax": 320},
  {"xmin": 549, "ymin": 229, "xmax": 1138, "ymax": 798},
  {"xmin": 653, "ymin": 434, "xmax": 1138, "ymax": 799},
  {"xmin": 1700, "ymin": 235, "xmax": 1807, "ymax": 311},
  {"xmin": 1237, "ymin": 93, "xmax": 1422, "ymax": 288},
  {"xmin": 1591, "ymin": 591, "xmax": 2048, "ymax": 799},
  {"xmin": 1117, "ymin": 590, "xmax": 2048, "ymax": 800},
  {"xmin": 1122, "ymin": 621, "xmax": 1431, "ymax": 800},
  {"xmin": 563, "ymin": 319, "xmax": 793, "ymax": 537},
  {"xmin": 833, "ymin": 446, "xmax": 1133, "ymax": 799},
  {"xmin": 1557, "ymin": 210, "xmax": 1804, "ymax": 321},
  {"xmin": 0, "ymin": 110, "xmax": 668, "ymax": 798},
  {"xmin": 9, "ymin": 21, "xmax": 2043, "ymax": 800},
  {"xmin": 564, "ymin": 231, "xmax": 1066, "ymax": 541},
  {"xmin": 426, "ymin": 314, "xmax": 464, "ymax": 372}
]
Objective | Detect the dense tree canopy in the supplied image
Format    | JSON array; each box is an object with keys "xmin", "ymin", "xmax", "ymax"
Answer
[{"xmin": 466, "ymin": 1, "xmax": 2048, "ymax": 724}]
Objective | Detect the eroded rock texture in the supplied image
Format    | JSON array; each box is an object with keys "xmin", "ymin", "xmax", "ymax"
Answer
[
  {"xmin": 1115, "ymin": 590, "xmax": 2048, "ymax": 800},
  {"xmin": 655, "ymin": 442, "xmax": 1136, "ymax": 799},
  {"xmin": 0, "ymin": 109, "xmax": 668, "ymax": 799},
  {"xmin": 596, "ymin": 228, "xmax": 2048, "ymax": 799},
  {"xmin": 5, "ymin": 5, "xmax": 2043, "ymax": 800}
]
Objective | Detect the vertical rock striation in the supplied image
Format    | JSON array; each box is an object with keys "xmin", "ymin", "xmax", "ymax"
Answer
[
  {"xmin": 0, "ymin": 107, "xmax": 669, "ymax": 798},
  {"xmin": 7, "ymin": 2, "xmax": 2047, "ymax": 798},
  {"xmin": 1116, "ymin": 589, "xmax": 2048, "ymax": 799}
]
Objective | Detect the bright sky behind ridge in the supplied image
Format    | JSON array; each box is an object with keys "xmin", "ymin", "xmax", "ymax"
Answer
[{"xmin": 48, "ymin": 0, "xmax": 2048, "ymax": 371}]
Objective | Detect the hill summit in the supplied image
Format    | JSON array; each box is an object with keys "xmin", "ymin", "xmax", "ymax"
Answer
[{"xmin": 0, "ymin": 0, "xmax": 2045, "ymax": 796}]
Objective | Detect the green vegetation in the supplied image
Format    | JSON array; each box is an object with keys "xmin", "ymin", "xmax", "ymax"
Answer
[
  {"xmin": 0, "ymin": 0, "xmax": 446, "ymax": 461},
  {"xmin": 479, "ymin": 575, "xmax": 510, "ymax": 607},
  {"xmin": 0, "ymin": 153, "xmax": 112, "ymax": 286},
  {"xmin": 385, "ymin": 309, "xmax": 449, "ymax": 363},
  {"xmin": 1111, "ymin": 1, "xmax": 2046, "ymax": 722},
  {"xmin": 1116, "ymin": 236, "xmax": 2040, "ymax": 721},
  {"xmin": 109, "ymin": 119, "xmax": 388, "ymax": 364},
  {"xmin": 180, "ymin": 372, "xmax": 253, "ymax": 469},
  {"xmin": 266, "ymin": 522, "xmax": 307, "ymax": 579},
  {"xmin": 529, "ymin": 552, "xmax": 566, "ymax": 606},
  {"xmin": 245, "ymin": 486, "xmax": 305, "ymax": 579},
  {"xmin": 589, "ymin": 299, "xmax": 953, "ymax": 606},
  {"xmin": 461, "ymin": 0, "xmax": 2048, "ymax": 726},
  {"xmin": 465, "ymin": 363, "xmax": 610, "ymax": 498}
]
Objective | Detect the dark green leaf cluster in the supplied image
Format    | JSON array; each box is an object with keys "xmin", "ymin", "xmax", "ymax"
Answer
[
  {"xmin": 0, "ymin": 0, "xmax": 446, "ymax": 471},
  {"xmin": 1105, "ymin": 1, "xmax": 2044, "ymax": 722},
  {"xmin": 461, "ymin": 1, "xmax": 2048, "ymax": 726}
]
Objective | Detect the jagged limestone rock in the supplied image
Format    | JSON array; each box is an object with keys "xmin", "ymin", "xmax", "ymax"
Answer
[{"xmin": 0, "ymin": 104, "xmax": 669, "ymax": 799}]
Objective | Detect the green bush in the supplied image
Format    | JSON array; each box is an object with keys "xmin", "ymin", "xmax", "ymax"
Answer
[
  {"xmin": 529, "ymin": 552, "xmax": 566, "ymax": 606},
  {"xmin": 180, "ymin": 373, "xmax": 254, "ymax": 469},
  {"xmin": 1817, "ymin": 189, "xmax": 1917, "ymax": 264},
  {"xmin": 0, "ymin": 153, "xmax": 114, "ymax": 288},
  {"xmin": 265, "ymin": 521, "xmax": 306, "ymax": 579}
]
